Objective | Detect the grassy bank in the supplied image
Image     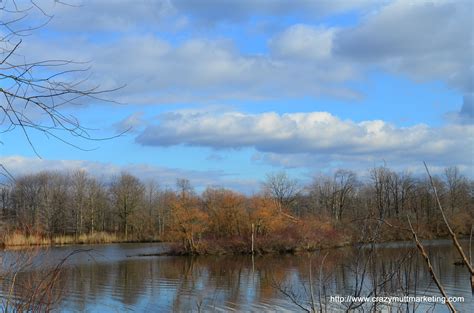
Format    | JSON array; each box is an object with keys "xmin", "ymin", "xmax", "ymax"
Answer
[
  {"xmin": 2, "ymin": 214, "xmax": 470, "ymax": 253},
  {"xmin": 3, "ymin": 232, "xmax": 124, "ymax": 248}
]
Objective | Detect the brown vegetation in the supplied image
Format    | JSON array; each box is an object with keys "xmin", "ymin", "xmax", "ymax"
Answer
[
  {"xmin": 3, "ymin": 232, "xmax": 120, "ymax": 247},
  {"xmin": 0, "ymin": 165, "xmax": 472, "ymax": 254}
]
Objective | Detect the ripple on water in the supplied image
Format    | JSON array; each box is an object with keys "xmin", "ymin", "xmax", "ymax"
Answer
[{"xmin": 2, "ymin": 241, "xmax": 473, "ymax": 312}]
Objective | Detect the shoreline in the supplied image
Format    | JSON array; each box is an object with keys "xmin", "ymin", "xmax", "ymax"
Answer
[
  {"xmin": 1, "ymin": 232, "xmax": 165, "ymax": 250},
  {"xmin": 2, "ymin": 233, "xmax": 468, "ymax": 255}
]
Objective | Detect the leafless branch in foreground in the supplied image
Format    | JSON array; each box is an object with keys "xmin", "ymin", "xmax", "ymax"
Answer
[
  {"xmin": 1, "ymin": 247, "xmax": 92, "ymax": 312},
  {"xmin": 423, "ymin": 162, "xmax": 473, "ymax": 284},
  {"xmin": 0, "ymin": 1, "xmax": 126, "ymax": 160},
  {"xmin": 407, "ymin": 216, "xmax": 456, "ymax": 313}
]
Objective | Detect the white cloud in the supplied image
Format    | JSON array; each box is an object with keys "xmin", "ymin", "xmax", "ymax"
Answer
[
  {"xmin": 8, "ymin": 0, "xmax": 469, "ymax": 115},
  {"xmin": 334, "ymin": 0, "xmax": 473, "ymax": 117},
  {"xmin": 11, "ymin": 0, "xmax": 469, "ymax": 113},
  {"xmin": 135, "ymin": 110, "xmax": 473, "ymax": 171},
  {"xmin": 269, "ymin": 25, "xmax": 335, "ymax": 61},
  {"xmin": 18, "ymin": 34, "xmax": 359, "ymax": 105}
]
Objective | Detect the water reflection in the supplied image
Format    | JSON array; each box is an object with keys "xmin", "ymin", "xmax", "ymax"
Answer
[{"xmin": 2, "ymin": 240, "xmax": 472, "ymax": 312}]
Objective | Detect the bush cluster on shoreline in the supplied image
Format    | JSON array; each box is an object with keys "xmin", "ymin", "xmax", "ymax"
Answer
[{"xmin": 0, "ymin": 166, "xmax": 472, "ymax": 254}]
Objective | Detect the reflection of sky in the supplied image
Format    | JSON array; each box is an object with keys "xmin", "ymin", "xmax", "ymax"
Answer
[
  {"xmin": 3, "ymin": 240, "xmax": 472, "ymax": 312},
  {"xmin": 2, "ymin": 240, "xmax": 471, "ymax": 312}
]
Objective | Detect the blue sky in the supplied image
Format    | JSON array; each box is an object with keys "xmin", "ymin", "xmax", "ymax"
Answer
[{"xmin": 1, "ymin": 0, "xmax": 472, "ymax": 192}]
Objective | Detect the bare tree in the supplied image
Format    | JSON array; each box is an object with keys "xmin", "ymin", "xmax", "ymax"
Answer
[
  {"xmin": 370, "ymin": 166, "xmax": 392, "ymax": 220},
  {"xmin": 145, "ymin": 181, "xmax": 160, "ymax": 232},
  {"xmin": 307, "ymin": 170, "xmax": 356, "ymax": 221},
  {"xmin": 84, "ymin": 176, "xmax": 108, "ymax": 235},
  {"xmin": 176, "ymin": 178, "xmax": 193, "ymax": 201},
  {"xmin": 11, "ymin": 173, "xmax": 42, "ymax": 232},
  {"xmin": 71, "ymin": 170, "xmax": 87, "ymax": 238},
  {"xmin": 110, "ymin": 173, "xmax": 145, "ymax": 241},
  {"xmin": 332, "ymin": 169, "xmax": 356, "ymax": 221},
  {"xmin": 444, "ymin": 166, "xmax": 468, "ymax": 215},
  {"xmin": 263, "ymin": 171, "xmax": 299, "ymax": 213},
  {"xmin": 39, "ymin": 172, "xmax": 70, "ymax": 238}
]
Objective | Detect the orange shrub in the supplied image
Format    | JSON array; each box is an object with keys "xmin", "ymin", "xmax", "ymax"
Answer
[{"xmin": 249, "ymin": 196, "xmax": 286, "ymax": 236}]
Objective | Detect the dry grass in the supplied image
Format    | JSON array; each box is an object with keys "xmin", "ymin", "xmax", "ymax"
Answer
[
  {"xmin": 4, "ymin": 232, "xmax": 121, "ymax": 248},
  {"xmin": 4, "ymin": 233, "xmax": 51, "ymax": 247}
]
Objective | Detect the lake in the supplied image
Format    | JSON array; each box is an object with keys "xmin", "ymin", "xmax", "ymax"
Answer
[{"xmin": 1, "ymin": 240, "xmax": 472, "ymax": 312}]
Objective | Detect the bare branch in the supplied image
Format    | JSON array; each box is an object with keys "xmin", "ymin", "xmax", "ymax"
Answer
[
  {"xmin": 407, "ymin": 216, "xmax": 457, "ymax": 313},
  {"xmin": 423, "ymin": 162, "xmax": 473, "ymax": 275}
]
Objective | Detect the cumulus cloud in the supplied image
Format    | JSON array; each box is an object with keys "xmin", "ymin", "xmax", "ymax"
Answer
[
  {"xmin": 334, "ymin": 0, "xmax": 473, "ymax": 117},
  {"xmin": 15, "ymin": 0, "xmax": 470, "ymax": 110},
  {"xmin": 135, "ymin": 110, "xmax": 473, "ymax": 169},
  {"xmin": 269, "ymin": 25, "xmax": 336, "ymax": 61},
  {"xmin": 19, "ymin": 34, "xmax": 359, "ymax": 105},
  {"xmin": 0, "ymin": 156, "xmax": 259, "ymax": 193}
]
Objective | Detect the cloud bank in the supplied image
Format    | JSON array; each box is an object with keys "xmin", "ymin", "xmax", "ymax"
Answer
[
  {"xmin": 135, "ymin": 110, "xmax": 473, "ymax": 170},
  {"xmin": 19, "ymin": 0, "xmax": 470, "ymax": 113},
  {"xmin": 0, "ymin": 156, "xmax": 259, "ymax": 193}
]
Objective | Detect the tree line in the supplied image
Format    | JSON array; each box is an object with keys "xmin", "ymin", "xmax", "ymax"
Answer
[{"xmin": 0, "ymin": 166, "xmax": 472, "ymax": 252}]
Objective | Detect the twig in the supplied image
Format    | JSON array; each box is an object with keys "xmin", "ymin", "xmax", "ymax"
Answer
[
  {"xmin": 318, "ymin": 253, "xmax": 328, "ymax": 313},
  {"xmin": 309, "ymin": 257, "xmax": 316, "ymax": 313},
  {"xmin": 407, "ymin": 216, "xmax": 456, "ymax": 313},
  {"xmin": 423, "ymin": 162, "xmax": 473, "ymax": 275},
  {"xmin": 470, "ymin": 225, "xmax": 473, "ymax": 266}
]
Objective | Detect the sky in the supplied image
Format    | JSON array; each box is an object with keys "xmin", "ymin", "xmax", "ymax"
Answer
[{"xmin": 1, "ymin": 0, "xmax": 473, "ymax": 193}]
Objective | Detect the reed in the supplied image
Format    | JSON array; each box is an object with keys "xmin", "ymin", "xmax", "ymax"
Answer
[
  {"xmin": 3, "ymin": 232, "xmax": 122, "ymax": 247},
  {"xmin": 4, "ymin": 233, "xmax": 50, "ymax": 247}
]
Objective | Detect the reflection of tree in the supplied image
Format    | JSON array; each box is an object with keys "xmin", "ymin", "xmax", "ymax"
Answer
[
  {"xmin": 114, "ymin": 260, "xmax": 150, "ymax": 306},
  {"xmin": 270, "ymin": 239, "xmax": 469, "ymax": 312},
  {"xmin": 8, "ymin": 243, "xmax": 468, "ymax": 312},
  {"xmin": 61, "ymin": 261, "xmax": 115, "ymax": 311}
]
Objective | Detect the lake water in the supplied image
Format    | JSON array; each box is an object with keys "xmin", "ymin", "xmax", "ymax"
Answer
[{"xmin": 1, "ymin": 240, "xmax": 472, "ymax": 312}]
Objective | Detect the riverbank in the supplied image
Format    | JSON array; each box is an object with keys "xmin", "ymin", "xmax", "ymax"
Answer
[
  {"xmin": 1, "ymin": 223, "xmax": 469, "ymax": 253},
  {"xmin": 1, "ymin": 231, "xmax": 348, "ymax": 253},
  {"xmin": 1, "ymin": 232, "xmax": 163, "ymax": 248},
  {"xmin": 156, "ymin": 227, "xmax": 471, "ymax": 257}
]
